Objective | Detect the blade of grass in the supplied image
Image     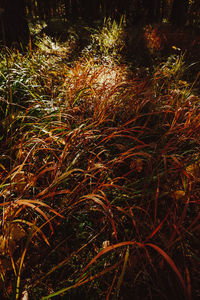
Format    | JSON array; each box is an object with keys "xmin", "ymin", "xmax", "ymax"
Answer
[
  {"xmin": 115, "ymin": 246, "xmax": 129, "ymax": 293},
  {"xmin": 41, "ymin": 261, "xmax": 121, "ymax": 300},
  {"xmin": 145, "ymin": 243, "xmax": 187, "ymax": 294}
]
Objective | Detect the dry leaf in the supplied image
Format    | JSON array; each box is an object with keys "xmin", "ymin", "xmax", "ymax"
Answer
[
  {"xmin": 136, "ymin": 158, "xmax": 143, "ymax": 173},
  {"xmin": 186, "ymin": 163, "xmax": 200, "ymax": 178},
  {"xmin": 11, "ymin": 171, "xmax": 35, "ymax": 193},
  {"xmin": 9, "ymin": 223, "xmax": 26, "ymax": 242},
  {"xmin": 173, "ymin": 190, "xmax": 186, "ymax": 201},
  {"xmin": 130, "ymin": 158, "xmax": 143, "ymax": 172},
  {"xmin": 0, "ymin": 223, "xmax": 26, "ymax": 255},
  {"xmin": 116, "ymin": 144, "xmax": 126, "ymax": 151}
]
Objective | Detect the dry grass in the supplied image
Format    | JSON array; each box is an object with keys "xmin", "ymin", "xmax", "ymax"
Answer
[{"xmin": 0, "ymin": 21, "xmax": 199, "ymax": 300}]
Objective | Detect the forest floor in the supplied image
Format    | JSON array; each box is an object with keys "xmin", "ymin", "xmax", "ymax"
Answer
[{"xmin": 0, "ymin": 18, "xmax": 200, "ymax": 299}]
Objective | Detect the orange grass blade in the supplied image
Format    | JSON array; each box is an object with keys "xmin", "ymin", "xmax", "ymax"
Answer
[
  {"xmin": 16, "ymin": 200, "xmax": 55, "ymax": 234},
  {"xmin": 145, "ymin": 208, "xmax": 171, "ymax": 242},
  {"xmin": 106, "ymin": 272, "xmax": 118, "ymax": 300},
  {"xmin": 15, "ymin": 227, "xmax": 34, "ymax": 300},
  {"xmin": 80, "ymin": 241, "xmax": 144, "ymax": 277},
  {"xmin": 16, "ymin": 199, "xmax": 63, "ymax": 218},
  {"xmin": 146, "ymin": 243, "xmax": 187, "ymax": 293},
  {"xmin": 12, "ymin": 219, "xmax": 50, "ymax": 246},
  {"xmin": 36, "ymin": 168, "xmax": 84, "ymax": 197},
  {"xmin": 81, "ymin": 194, "xmax": 110, "ymax": 213},
  {"xmin": 185, "ymin": 266, "xmax": 192, "ymax": 300}
]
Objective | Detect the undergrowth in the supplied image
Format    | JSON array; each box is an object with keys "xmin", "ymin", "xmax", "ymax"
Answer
[{"xmin": 0, "ymin": 19, "xmax": 199, "ymax": 300}]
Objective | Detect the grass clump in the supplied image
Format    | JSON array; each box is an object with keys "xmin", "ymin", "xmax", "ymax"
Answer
[
  {"xmin": 0, "ymin": 19, "xmax": 200, "ymax": 300},
  {"xmin": 90, "ymin": 16, "xmax": 126, "ymax": 58}
]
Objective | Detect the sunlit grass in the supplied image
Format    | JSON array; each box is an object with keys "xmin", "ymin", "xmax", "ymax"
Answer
[{"xmin": 0, "ymin": 19, "xmax": 199, "ymax": 299}]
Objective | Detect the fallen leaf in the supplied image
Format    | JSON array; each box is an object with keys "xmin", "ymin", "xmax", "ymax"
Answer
[{"xmin": 173, "ymin": 190, "xmax": 186, "ymax": 201}]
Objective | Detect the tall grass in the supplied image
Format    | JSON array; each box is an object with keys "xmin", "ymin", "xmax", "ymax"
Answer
[{"xmin": 0, "ymin": 19, "xmax": 199, "ymax": 299}]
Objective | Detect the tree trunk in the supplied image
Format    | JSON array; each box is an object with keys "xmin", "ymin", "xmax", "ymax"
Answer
[
  {"xmin": 170, "ymin": 0, "xmax": 188, "ymax": 27},
  {"xmin": 143, "ymin": 0, "xmax": 162, "ymax": 24},
  {"xmin": 0, "ymin": 0, "xmax": 30, "ymax": 48}
]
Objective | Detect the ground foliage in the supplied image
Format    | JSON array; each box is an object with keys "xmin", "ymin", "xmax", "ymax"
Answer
[{"xmin": 0, "ymin": 18, "xmax": 200, "ymax": 300}]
